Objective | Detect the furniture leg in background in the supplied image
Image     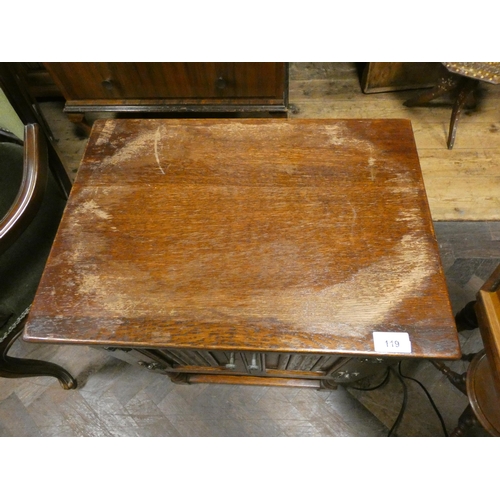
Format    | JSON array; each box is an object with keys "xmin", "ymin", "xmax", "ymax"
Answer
[
  {"xmin": 431, "ymin": 264, "xmax": 500, "ymax": 436},
  {"xmin": 404, "ymin": 62, "xmax": 500, "ymax": 149}
]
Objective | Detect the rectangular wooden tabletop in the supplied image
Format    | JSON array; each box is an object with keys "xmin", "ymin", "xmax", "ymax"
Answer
[{"xmin": 24, "ymin": 118, "xmax": 460, "ymax": 359}]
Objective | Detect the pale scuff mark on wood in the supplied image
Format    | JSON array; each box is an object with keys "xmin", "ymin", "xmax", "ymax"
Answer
[
  {"xmin": 368, "ymin": 157, "xmax": 376, "ymax": 181},
  {"xmin": 206, "ymin": 233, "xmax": 436, "ymax": 337},
  {"xmin": 209, "ymin": 121, "xmax": 291, "ymax": 138},
  {"xmin": 70, "ymin": 259, "xmax": 165, "ymax": 318},
  {"xmin": 321, "ymin": 123, "xmax": 345, "ymax": 146},
  {"xmin": 76, "ymin": 272, "xmax": 138, "ymax": 316},
  {"xmin": 321, "ymin": 123, "xmax": 376, "ymax": 153},
  {"xmin": 79, "ymin": 274, "xmax": 101, "ymax": 296},
  {"xmin": 98, "ymin": 130, "xmax": 154, "ymax": 170},
  {"xmin": 291, "ymin": 234, "xmax": 434, "ymax": 334},
  {"xmin": 95, "ymin": 121, "xmax": 117, "ymax": 146},
  {"xmin": 74, "ymin": 199, "xmax": 112, "ymax": 221},
  {"xmin": 154, "ymin": 126, "xmax": 166, "ymax": 175}
]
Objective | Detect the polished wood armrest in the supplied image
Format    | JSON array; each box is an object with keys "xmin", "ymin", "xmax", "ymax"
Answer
[
  {"xmin": 0, "ymin": 123, "xmax": 48, "ymax": 253},
  {"xmin": 475, "ymin": 264, "xmax": 500, "ymax": 396}
]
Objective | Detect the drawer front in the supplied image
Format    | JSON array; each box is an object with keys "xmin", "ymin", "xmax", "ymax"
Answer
[{"xmin": 44, "ymin": 62, "xmax": 287, "ymax": 100}]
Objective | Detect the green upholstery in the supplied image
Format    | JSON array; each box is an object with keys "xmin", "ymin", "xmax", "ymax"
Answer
[
  {"xmin": 0, "ymin": 139, "xmax": 66, "ymax": 343},
  {"xmin": 0, "ymin": 88, "xmax": 23, "ymax": 140}
]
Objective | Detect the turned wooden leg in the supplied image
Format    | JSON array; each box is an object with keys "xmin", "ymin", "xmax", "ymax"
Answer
[
  {"xmin": 403, "ymin": 65, "xmax": 481, "ymax": 149},
  {"xmin": 67, "ymin": 113, "xmax": 92, "ymax": 136},
  {"xmin": 0, "ymin": 321, "xmax": 77, "ymax": 390},
  {"xmin": 429, "ymin": 359, "xmax": 467, "ymax": 395},
  {"xmin": 450, "ymin": 404, "xmax": 478, "ymax": 436},
  {"xmin": 167, "ymin": 372, "xmax": 191, "ymax": 385},
  {"xmin": 447, "ymin": 78, "xmax": 479, "ymax": 149},
  {"xmin": 403, "ymin": 66, "xmax": 462, "ymax": 107},
  {"xmin": 319, "ymin": 379, "xmax": 338, "ymax": 391}
]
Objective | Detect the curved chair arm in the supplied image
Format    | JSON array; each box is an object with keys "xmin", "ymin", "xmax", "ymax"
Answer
[{"xmin": 0, "ymin": 123, "xmax": 48, "ymax": 254}]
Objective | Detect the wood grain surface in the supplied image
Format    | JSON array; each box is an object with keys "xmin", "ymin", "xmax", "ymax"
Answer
[
  {"xmin": 44, "ymin": 63, "xmax": 286, "ymax": 100},
  {"xmin": 24, "ymin": 118, "xmax": 459, "ymax": 359}
]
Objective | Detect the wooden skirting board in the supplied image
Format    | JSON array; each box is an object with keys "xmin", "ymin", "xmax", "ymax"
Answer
[{"xmin": 288, "ymin": 63, "xmax": 500, "ymax": 221}]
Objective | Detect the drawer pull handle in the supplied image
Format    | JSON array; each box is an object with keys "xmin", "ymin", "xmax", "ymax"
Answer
[
  {"xmin": 248, "ymin": 353, "xmax": 259, "ymax": 371},
  {"xmin": 101, "ymin": 79, "xmax": 114, "ymax": 90},
  {"xmin": 225, "ymin": 353, "xmax": 236, "ymax": 370},
  {"xmin": 215, "ymin": 77, "xmax": 227, "ymax": 90}
]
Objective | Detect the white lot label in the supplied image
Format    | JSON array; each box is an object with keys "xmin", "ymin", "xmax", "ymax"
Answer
[{"xmin": 373, "ymin": 331, "xmax": 412, "ymax": 353}]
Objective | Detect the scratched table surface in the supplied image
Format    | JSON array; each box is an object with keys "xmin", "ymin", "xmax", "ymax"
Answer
[{"xmin": 24, "ymin": 118, "xmax": 460, "ymax": 359}]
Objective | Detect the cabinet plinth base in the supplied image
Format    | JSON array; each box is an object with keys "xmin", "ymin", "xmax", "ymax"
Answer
[{"xmin": 180, "ymin": 373, "xmax": 327, "ymax": 389}]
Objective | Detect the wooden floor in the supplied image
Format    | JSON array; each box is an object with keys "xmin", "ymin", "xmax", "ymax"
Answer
[
  {"xmin": 1, "ymin": 63, "xmax": 499, "ymax": 436},
  {"xmin": 289, "ymin": 63, "xmax": 500, "ymax": 221}
]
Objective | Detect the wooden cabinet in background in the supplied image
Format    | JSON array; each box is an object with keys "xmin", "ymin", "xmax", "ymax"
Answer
[
  {"xmin": 361, "ymin": 62, "xmax": 441, "ymax": 93},
  {"xmin": 44, "ymin": 62, "xmax": 289, "ymax": 132},
  {"xmin": 11, "ymin": 63, "xmax": 62, "ymax": 98}
]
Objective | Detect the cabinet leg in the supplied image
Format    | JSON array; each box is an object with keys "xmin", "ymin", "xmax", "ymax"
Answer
[
  {"xmin": 450, "ymin": 405, "xmax": 478, "ymax": 436},
  {"xmin": 167, "ymin": 372, "xmax": 191, "ymax": 385},
  {"xmin": 319, "ymin": 379, "xmax": 338, "ymax": 391},
  {"xmin": 67, "ymin": 113, "xmax": 92, "ymax": 136}
]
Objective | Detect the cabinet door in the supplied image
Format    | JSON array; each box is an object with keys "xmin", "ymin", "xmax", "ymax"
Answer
[
  {"xmin": 137, "ymin": 348, "xmax": 344, "ymax": 379},
  {"xmin": 44, "ymin": 62, "xmax": 286, "ymax": 100},
  {"xmin": 105, "ymin": 347, "xmax": 393, "ymax": 388}
]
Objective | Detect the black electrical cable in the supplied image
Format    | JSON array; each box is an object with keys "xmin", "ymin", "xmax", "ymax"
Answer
[
  {"xmin": 398, "ymin": 361, "xmax": 449, "ymax": 437},
  {"xmin": 349, "ymin": 367, "xmax": 391, "ymax": 391},
  {"xmin": 348, "ymin": 361, "xmax": 449, "ymax": 437},
  {"xmin": 349, "ymin": 367, "xmax": 406, "ymax": 436},
  {"xmin": 388, "ymin": 365, "xmax": 408, "ymax": 436}
]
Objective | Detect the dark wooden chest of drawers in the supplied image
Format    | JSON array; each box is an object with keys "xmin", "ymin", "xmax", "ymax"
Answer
[{"xmin": 44, "ymin": 62, "xmax": 288, "ymax": 132}]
